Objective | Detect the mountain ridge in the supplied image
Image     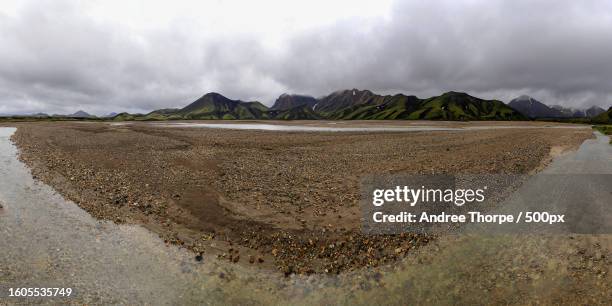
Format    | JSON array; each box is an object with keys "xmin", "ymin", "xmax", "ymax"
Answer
[
  {"xmin": 126, "ymin": 90, "xmax": 526, "ymax": 121},
  {"xmin": 509, "ymin": 95, "xmax": 605, "ymax": 119}
]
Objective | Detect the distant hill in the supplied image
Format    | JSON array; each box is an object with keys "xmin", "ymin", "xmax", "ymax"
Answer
[
  {"xmin": 112, "ymin": 112, "xmax": 136, "ymax": 121},
  {"xmin": 413, "ymin": 92, "xmax": 525, "ymax": 120},
  {"xmin": 551, "ymin": 105, "xmax": 584, "ymax": 118},
  {"xmin": 585, "ymin": 106, "xmax": 606, "ymax": 118},
  {"xmin": 550, "ymin": 105, "xmax": 605, "ymax": 119},
  {"xmin": 69, "ymin": 110, "xmax": 94, "ymax": 118},
  {"xmin": 271, "ymin": 94, "xmax": 317, "ymax": 111},
  {"xmin": 143, "ymin": 108, "xmax": 182, "ymax": 120},
  {"xmin": 314, "ymin": 89, "xmax": 377, "ymax": 115},
  {"xmin": 176, "ymin": 93, "xmax": 269, "ymax": 119},
  {"xmin": 508, "ymin": 95, "xmax": 605, "ymax": 119},
  {"xmin": 508, "ymin": 95, "xmax": 564, "ymax": 119},
  {"xmin": 592, "ymin": 107, "xmax": 612, "ymax": 124}
]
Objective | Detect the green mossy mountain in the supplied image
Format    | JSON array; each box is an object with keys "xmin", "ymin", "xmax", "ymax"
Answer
[
  {"xmin": 318, "ymin": 90, "xmax": 525, "ymax": 120},
  {"xmin": 271, "ymin": 94, "xmax": 317, "ymax": 111},
  {"xmin": 112, "ymin": 90, "xmax": 526, "ymax": 121},
  {"xmin": 314, "ymin": 89, "xmax": 377, "ymax": 115},
  {"xmin": 112, "ymin": 112, "xmax": 137, "ymax": 121},
  {"xmin": 415, "ymin": 91, "xmax": 525, "ymax": 120},
  {"xmin": 269, "ymin": 105, "xmax": 323, "ymax": 120},
  {"xmin": 176, "ymin": 93, "xmax": 270, "ymax": 119},
  {"xmin": 326, "ymin": 94, "xmax": 421, "ymax": 120},
  {"xmin": 592, "ymin": 107, "xmax": 612, "ymax": 124}
]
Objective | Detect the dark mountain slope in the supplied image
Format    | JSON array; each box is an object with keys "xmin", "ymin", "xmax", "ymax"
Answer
[
  {"xmin": 508, "ymin": 95, "xmax": 564, "ymax": 119},
  {"xmin": 331, "ymin": 94, "xmax": 421, "ymax": 120},
  {"xmin": 271, "ymin": 94, "xmax": 317, "ymax": 111},
  {"xmin": 411, "ymin": 92, "xmax": 525, "ymax": 120},
  {"xmin": 177, "ymin": 93, "xmax": 269, "ymax": 119},
  {"xmin": 592, "ymin": 107, "xmax": 612, "ymax": 124},
  {"xmin": 70, "ymin": 110, "xmax": 94, "ymax": 118},
  {"xmin": 270, "ymin": 105, "xmax": 323, "ymax": 120},
  {"xmin": 314, "ymin": 89, "xmax": 378, "ymax": 115},
  {"xmin": 585, "ymin": 106, "xmax": 606, "ymax": 118}
]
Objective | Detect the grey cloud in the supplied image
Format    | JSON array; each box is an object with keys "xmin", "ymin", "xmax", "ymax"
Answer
[
  {"xmin": 1, "ymin": 0, "xmax": 611, "ymax": 115},
  {"xmin": 272, "ymin": 0, "xmax": 612, "ymax": 108}
]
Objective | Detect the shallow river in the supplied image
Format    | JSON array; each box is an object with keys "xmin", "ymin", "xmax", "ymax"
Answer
[
  {"xmin": 149, "ymin": 122, "xmax": 588, "ymax": 132},
  {"xmin": 0, "ymin": 127, "xmax": 293, "ymax": 304}
]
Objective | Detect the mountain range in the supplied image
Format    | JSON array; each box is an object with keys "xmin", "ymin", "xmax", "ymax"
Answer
[
  {"xmin": 122, "ymin": 90, "xmax": 526, "ymax": 121},
  {"xmin": 508, "ymin": 95, "xmax": 605, "ymax": 119},
  {"xmin": 8, "ymin": 91, "xmax": 608, "ymax": 122}
]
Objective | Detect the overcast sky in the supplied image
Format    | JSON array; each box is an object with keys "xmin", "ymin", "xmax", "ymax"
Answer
[{"xmin": 1, "ymin": 0, "xmax": 611, "ymax": 115}]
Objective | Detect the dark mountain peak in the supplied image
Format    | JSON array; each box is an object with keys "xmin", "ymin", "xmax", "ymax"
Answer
[
  {"xmin": 418, "ymin": 92, "xmax": 524, "ymax": 120},
  {"xmin": 173, "ymin": 92, "xmax": 268, "ymax": 119},
  {"xmin": 181, "ymin": 92, "xmax": 236, "ymax": 113},
  {"xmin": 587, "ymin": 105, "xmax": 605, "ymax": 111},
  {"xmin": 515, "ymin": 94, "xmax": 534, "ymax": 101},
  {"xmin": 271, "ymin": 94, "xmax": 317, "ymax": 110},
  {"xmin": 510, "ymin": 95, "xmax": 544, "ymax": 105},
  {"xmin": 70, "ymin": 110, "xmax": 93, "ymax": 117},
  {"xmin": 315, "ymin": 89, "xmax": 378, "ymax": 113},
  {"xmin": 513, "ymin": 95, "xmax": 545, "ymax": 107},
  {"xmin": 585, "ymin": 105, "xmax": 605, "ymax": 117},
  {"xmin": 199, "ymin": 92, "xmax": 230, "ymax": 101},
  {"xmin": 442, "ymin": 91, "xmax": 470, "ymax": 97},
  {"xmin": 437, "ymin": 92, "xmax": 482, "ymax": 105},
  {"xmin": 329, "ymin": 88, "xmax": 373, "ymax": 97},
  {"xmin": 509, "ymin": 96, "xmax": 563, "ymax": 119}
]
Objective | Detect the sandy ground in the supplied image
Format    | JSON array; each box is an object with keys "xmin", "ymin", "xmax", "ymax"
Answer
[{"xmin": 8, "ymin": 121, "xmax": 593, "ymax": 275}]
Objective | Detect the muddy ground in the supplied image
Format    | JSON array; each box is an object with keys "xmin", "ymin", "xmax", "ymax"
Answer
[{"xmin": 9, "ymin": 121, "xmax": 592, "ymax": 275}]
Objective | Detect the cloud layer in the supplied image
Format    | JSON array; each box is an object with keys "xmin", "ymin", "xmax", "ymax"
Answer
[{"xmin": 1, "ymin": 0, "xmax": 611, "ymax": 115}]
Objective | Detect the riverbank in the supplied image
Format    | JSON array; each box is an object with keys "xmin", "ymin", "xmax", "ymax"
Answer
[{"xmin": 9, "ymin": 121, "xmax": 592, "ymax": 274}]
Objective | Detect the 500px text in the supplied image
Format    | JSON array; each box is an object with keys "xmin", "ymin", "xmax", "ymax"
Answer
[{"xmin": 373, "ymin": 211, "xmax": 565, "ymax": 225}]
